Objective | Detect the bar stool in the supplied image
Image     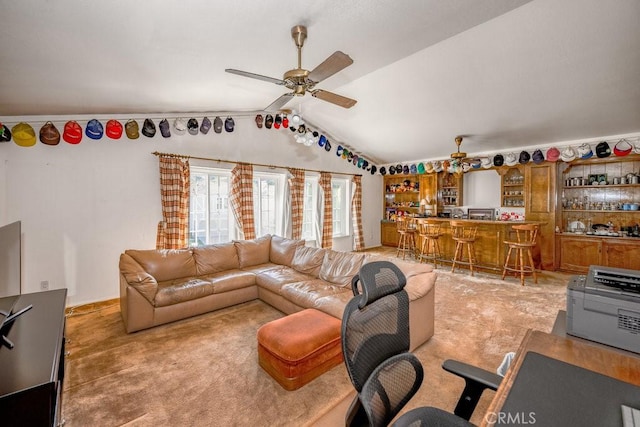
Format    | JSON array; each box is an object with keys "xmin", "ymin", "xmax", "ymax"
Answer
[
  {"xmin": 396, "ymin": 217, "xmax": 417, "ymax": 260},
  {"xmin": 417, "ymin": 219, "xmax": 444, "ymax": 267},
  {"xmin": 501, "ymin": 224, "xmax": 539, "ymax": 286},
  {"xmin": 450, "ymin": 221, "xmax": 479, "ymax": 276}
]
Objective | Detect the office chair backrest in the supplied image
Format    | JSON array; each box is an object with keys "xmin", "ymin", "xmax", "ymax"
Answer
[{"xmin": 342, "ymin": 261, "xmax": 423, "ymax": 426}]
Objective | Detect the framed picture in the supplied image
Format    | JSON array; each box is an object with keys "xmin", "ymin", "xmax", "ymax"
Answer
[
  {"xmin": 588, "ymin": 174, "xmax": 599, "ymax": 185},
  {"xmin": 598, "ymin": 173, "xmax": 608, "ymax": 185}
]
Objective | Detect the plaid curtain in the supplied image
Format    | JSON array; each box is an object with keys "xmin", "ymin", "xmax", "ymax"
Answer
[
  {"xmin": 319, "ymin": 172, "xmax": 333, "ymax": 249},
  {"xmin": 288, "ymin": 168, "xmax": 305, "ymax": 240},
  {"xmin": 229, "ymin": 163, "xmax": 256, "ymax": 240},
  {"xmin": 351, "ymin": 175, "xmax": 365, "ymax": 251},
  {"xmin": 156, "ymin": 156, "xmax": 190, "ymax": 249}
]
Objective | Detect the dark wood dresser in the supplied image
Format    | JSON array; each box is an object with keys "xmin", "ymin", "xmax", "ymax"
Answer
[{"xmin": 0, "ymin": 289, "xmax": 67, "ymax": 426}]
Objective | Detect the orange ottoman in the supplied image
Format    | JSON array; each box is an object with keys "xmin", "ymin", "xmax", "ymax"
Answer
[{"xmin": 257, "ymin": 308, "xmax": 343, "ymax": 391}]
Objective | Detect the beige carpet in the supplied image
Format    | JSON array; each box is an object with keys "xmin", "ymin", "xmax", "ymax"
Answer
[{"xmin": 62, "ymin": 262, "xmax": 570, "ymax": 426}]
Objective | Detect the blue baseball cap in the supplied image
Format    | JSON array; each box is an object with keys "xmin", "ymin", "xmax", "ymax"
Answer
[{"xmin": 85, "ymin": 119, "xmax": 104, "ymax": 140}]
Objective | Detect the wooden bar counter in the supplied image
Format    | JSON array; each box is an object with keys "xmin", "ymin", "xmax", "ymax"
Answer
[{"xmin": 413, "ymin": 218, "xmax": 544, "ymax": 272}]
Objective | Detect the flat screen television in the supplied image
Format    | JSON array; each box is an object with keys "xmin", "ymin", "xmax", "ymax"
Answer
[{"xmin": 0, "ymin": 221, "xmax": 21, "ymax": 298}]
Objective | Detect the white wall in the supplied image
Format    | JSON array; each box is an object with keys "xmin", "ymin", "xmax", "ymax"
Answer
[
  {"xmin": 463, "ymin": 169, "xmax": 501, "ymax": 208},
  {"xmin": 0, "ymin": 116, "xmax": 383, "ymax": 306}
]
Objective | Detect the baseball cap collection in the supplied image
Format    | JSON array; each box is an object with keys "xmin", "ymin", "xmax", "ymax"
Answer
[{"xmin": 0, "ymin": 117, "xmax": 637, "ymax": 177}]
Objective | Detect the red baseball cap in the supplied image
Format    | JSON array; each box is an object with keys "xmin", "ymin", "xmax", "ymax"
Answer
[
  {"xmin": 106, "ymin": 120, "xmax": 123, "ymax": 139},
  {"xmin": 613, "ymin": 139, "xmax": 632, "ymax": 157},
  {"xmin": 546, "ymin": 147, "xmax": 560, "ymax": 162},
  {"xmin": 63, "ymin": 121, "xmax": 83, "ymax": 144}
]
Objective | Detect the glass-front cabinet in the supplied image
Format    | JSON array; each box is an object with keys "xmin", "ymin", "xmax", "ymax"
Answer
[
  {"xmin": 500, "ymin": 166, "xmax": 525, "ymax": 207},
  {"xmin": 557, "ymin": 155, "xmax": 640, "ymax": 272}
]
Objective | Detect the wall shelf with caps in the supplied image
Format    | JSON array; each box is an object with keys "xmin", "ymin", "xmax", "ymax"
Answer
[
  {"xmin": 558, "ymin": 154, "xmax": 640, "ymax": 235},
  {"xmin": 383, "ymin": 174, "xmax": 420, "ymax": 221}
]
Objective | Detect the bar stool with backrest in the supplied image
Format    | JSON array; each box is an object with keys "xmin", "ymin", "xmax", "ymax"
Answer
[
  {"xmin": 396, "ymin": 216, "xmax": 417, "ymax": 260},
  {"xmin": 417, "ymin": 219, "xmax": 444, "ymax": 267},
  {"xmin": 501, "ymin": 223, "xmax": 539, "ymax": 286},
  {"xmin": 450, "ymin": 221, "xmax": 479, "ymax": 276}
]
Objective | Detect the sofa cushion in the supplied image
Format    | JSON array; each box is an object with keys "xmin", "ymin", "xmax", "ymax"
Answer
[
  {"xmin": 126, "ymin": 249, "xmax": 196, "ymax": 282},
  {"xmin": 193, "ymin": 242, "xmax": 240, "ymax": 275},
  {"xmin": 255, "ymin": 267, "xmax": 317, "ymax": 295},
  {"xmin": 199, "ymin": 270, "xmax": 257, "ymax": 294},
  {"xmin": 270, "ymin": 235, "xmax": 305, "ymax": 267},
  {"xmin": 234, "ymin": 235, "xmax": 272, "ymax": 268},
  {"xmin": 318, "ymin": 250, "xmax": 365, "ymax": 287},
  {"xmin": 291, "ymin": 246, "xmax": 326, "ymax": 277},
  {"xmin": 155, "ymin": 277, "xmax": 215, "ymax": 307},
  {"xmin": 280, "ymin": 280, "xmax": 351, "ymax": 309}
]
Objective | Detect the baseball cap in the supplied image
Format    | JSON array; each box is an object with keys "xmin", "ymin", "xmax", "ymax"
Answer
[
  {"xmin": 546, "ymin": 147, "xmax": 560, "ymax": 162},
  {"xmin": 125, "ymin": 119, "xmax": 140, "ymax": 139},
  {"xmin": 470, "ymin": 158, "xmax": 482, "ymax": 169},
  {"xmin": 173, "ymin": 118, "xmax": 187, "ymax": 135},
  {"xmin": 577, "ymin": 143, "xmax": 593, "ymax": 159},
  {"xmin": 225, "ymin": 117, "xmax": 235, "ymax": 132},
  {"xmin": 410, "ymin": 164, "xmax": 417, "ymax": 174},
  {"xmin": 273, "ymin": 114, "xmax": 281, "ymax": 129},
  {"xmin": 493, "ymin": 154, "xmax": 504, "ymax": 167},
  {"xmin": 106, "ymin": 120, "xmax": 123, "ymax": 139},
  {"xmin": 85, "ymin": 119, "xmax": 104, "ymax": 140},
  {"xmin": 613, "ymin": 139, "xmax": 632, "ymax": 156},
  {"xmin": 40, "ymin": 121, "xmax": 60, "ymax": 145},
  {"xmin": 159, "ymin": 119, "xmax": 171, "ymax": 138},
  {"xmin": 324, "ymin": 140, "xmax": 331, "ymax": 152},
  {"xmin": 142, "ymin": 119, "xmax": 157, "ymax": 137},
  {"xmin": 433, "ymin": 160, "xmax": 444, "ymax": 173},
  {"xmin": 518, "ymin": 150, "xmax": 531, "ymax": 164},
  {"xmin": 63, "ymin": 120, "xmax": 83, "ymax": 144},
  {"xmin": 264, "ymin": 115, "xmax": 273, "ymax": 130},
  {"xmin": 370, "ymin": 165, "xmax": 377, "ymax": 175},
  {"xmin": 380, "ymin": 167, "xmax": 387, "ymax": 175},
  {"xmin": 505, "ymin": 152, "xmax": 518, "ymax": 167},
  {"xmin": 255, "ymin": 115, "xmax": 263, "ymax": 129},
  {"xmin": 532, "ymin": 149, "xmax": 545, "ymax": 164},
  {"xmin": 213, "ymin": 116, "xmax": 223, "ymax": 133},
  {"xmin": 200, "ymin": 117, "xmax": 212, "ymax": 134},
  {"xmin": 481, "ymin": 157, "xmax": 492, "ymax": 168},
  {"xmin": 559, "ymin": 146, "xmax": 576, "ymax": 162},
  {"xmin": 187, "ymin": 118, "xmax": 199, "ymax": 135},
  {"xmin": 12, "ymin": 122, "xmax": 36, "ymax": 147},
  {"xmin": 0, "ymin": 123, "xmax": 11, "ymax": 142},
  {"xmin": 595, "ymin": 141, "xmax": 611, "ymax": 158}
]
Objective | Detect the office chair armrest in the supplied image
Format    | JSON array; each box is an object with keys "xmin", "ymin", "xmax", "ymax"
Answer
[
  {"xmin": 442, "ymin": 359, "xmax": 502, "ymax": 421},
  {"xmin": 442, "ymin": 359, "xmax": 502, "ymax": 391}
]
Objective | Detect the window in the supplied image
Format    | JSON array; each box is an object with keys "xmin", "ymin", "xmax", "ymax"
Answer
[
  {"xmin": 253, "ymin": 172, "xmax": 285, "ymax": 237},
  {"xmin": 190, "ymin": 168, "xmax": 349, "ymax": 246},
  {"xmin": 301, "ymin": 176, "xmax": 318, "ymax": 241},
  {"xmin": 189, "ymin": 168, "xmax": 231, "ymax": 246},
  {"xmin": 332, "ymin": 178, "xmax": 350, "ymax": 237}
]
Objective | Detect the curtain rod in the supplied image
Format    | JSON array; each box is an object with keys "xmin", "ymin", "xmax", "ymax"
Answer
[{"xmin": 152, "ymin": 151, "xmax": 363, "ymax": 177}]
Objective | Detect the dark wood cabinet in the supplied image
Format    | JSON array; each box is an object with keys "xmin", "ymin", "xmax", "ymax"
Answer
[{"xmin": 0, "ymin": 289, "xmax": 67, "ymax": 427}]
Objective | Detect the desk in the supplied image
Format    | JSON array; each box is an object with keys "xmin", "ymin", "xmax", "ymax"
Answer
[{"xmin": 482, "ymin": 329, "xmax": 640, "ymax": 426}]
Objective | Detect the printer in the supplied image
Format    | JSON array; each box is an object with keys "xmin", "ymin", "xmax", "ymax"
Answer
[{"xmin": 566, "ymin": 265, "xmax": 640, "ymax": 354}]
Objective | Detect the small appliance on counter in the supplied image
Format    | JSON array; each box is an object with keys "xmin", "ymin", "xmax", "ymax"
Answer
[
  {"xmin": 566, "ymin": 265, "xmax": 640, "ymax": 353},
  {"xmin": 467, "ymin": 208, "xmax": 495, "ymax": 221}
]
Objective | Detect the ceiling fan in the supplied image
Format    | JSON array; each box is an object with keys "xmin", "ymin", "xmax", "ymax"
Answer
[
  {"xmin": 450, "ymin": 136, "xmax": 468, "ymax": 160},
  {"xmin": 225, "ymin": 25, "xmax": 357, "ymax": 111}
]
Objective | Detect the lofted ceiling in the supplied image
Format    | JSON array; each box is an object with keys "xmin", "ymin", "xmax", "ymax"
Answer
[{"xmin": 1, "ymin": 0, "xmax": 639, "ymax": 165}]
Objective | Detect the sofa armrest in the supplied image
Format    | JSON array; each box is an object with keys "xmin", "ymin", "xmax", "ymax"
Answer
[{"xmin": 119, "ymin": 253, "xmax": 158, "ymax": 304}]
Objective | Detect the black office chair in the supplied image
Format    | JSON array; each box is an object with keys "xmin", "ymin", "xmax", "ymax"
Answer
[{"xmin": 342, "ymin": 261, "xmax": 502, "ymax": 427}]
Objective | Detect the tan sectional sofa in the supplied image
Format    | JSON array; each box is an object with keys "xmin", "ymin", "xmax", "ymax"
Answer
[{"xmin": 119, "ymin": 234, "xmax": 436, "ymax": 349}]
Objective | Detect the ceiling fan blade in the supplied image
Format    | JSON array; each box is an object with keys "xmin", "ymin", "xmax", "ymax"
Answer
[
  {"xmin": 308, "ymin": 51, "xmax": 353, "ymax": 83},
  {"xmin": 225, "ymin": 69, "xmax": 285, "ymax": 85},
  {"xmin": 264, "ymin": 93, "xmax": 295, "ymax": 112},
  {"xmin": 311, "ymin": 89, "xmax": 357, "ymax": 109}
]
